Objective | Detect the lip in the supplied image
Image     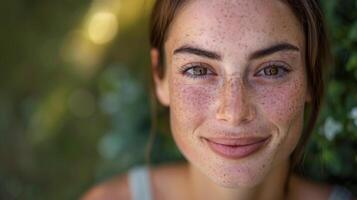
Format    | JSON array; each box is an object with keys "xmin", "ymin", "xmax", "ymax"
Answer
[{"xmin": 203, "ymin": 136, "xmax": 271, "ymax": 159}]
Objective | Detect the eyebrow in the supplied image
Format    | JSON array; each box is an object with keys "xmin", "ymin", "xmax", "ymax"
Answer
[
  {"xmin": 249, "ymin": 43, "xmax": 300, "ymax": 60},
  {"xmin": 173, "ymin": 42, "xmax": 299, "ymax": 61},
  {"xmin": 173, "ymin": 45, "xmax": 222, "ymax": 60}
]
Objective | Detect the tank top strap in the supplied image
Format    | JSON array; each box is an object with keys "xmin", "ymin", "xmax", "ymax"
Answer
[
  {"xmin": 128, "ymin": 166, "xmax": 153, "ymax": 200},
  {"xmin": 329, "ymin": 185, "xmax": 352, "ymax": 200}
]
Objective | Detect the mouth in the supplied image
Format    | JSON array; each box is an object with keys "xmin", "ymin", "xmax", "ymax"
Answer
[{"xmin": 202, "ymin": 136, "xmax": 271, "ymax": 159}]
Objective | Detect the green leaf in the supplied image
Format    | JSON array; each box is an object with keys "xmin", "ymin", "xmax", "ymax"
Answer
[
  {"xmin": 348, "ymin": 22, "xmax": 357, "ymax": 41},
  {"xmin": 347, "ymin": 53, "xmax": 357, "ymax": 71}
]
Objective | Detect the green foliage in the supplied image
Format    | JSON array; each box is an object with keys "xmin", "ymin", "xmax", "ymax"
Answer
[{"xmin": 303, "ymin": 0, "xmax": 357, "ymax": 191}]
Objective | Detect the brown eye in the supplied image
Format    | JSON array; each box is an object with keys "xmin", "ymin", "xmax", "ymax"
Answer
[
  {"xmin": 263, "ymin": 65, "xmax": 279, "ymax": 76},
  {"xmin": 181, "ymin": 63, "xmax": 216, "ymax": 79},
  {"xmin": 191, "ymin": 66, "xmax": 208, "ymax": 76},
  {"xmin": 255, "ymin": 63, "xmax": 290, "ymax": 79}
]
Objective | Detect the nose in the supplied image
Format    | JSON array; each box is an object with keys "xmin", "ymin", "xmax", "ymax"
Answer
[{"xmin": 216, "ymin": 77, "xmax": 256, "ymax": 125}]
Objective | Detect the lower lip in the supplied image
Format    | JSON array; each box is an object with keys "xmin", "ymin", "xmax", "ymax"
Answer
[{"xmin": 204, "ymin": 137, "xmax": 270, "ymax": 159}]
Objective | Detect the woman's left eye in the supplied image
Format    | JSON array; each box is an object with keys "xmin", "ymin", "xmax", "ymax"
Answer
[{"xmin": 255, "ymin": 64, "xmax": 291, "ymax": 79}]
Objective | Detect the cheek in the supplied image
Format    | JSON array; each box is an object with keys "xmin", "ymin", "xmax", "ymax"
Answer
[
  {"xmin": 169, "ymin": 80, "xmax": 217, "ymax": 161},
  {"xmin": 257, "ymin": 79, "xmax": 307, "ymax": 127},
  {"xmin": 256, "ymin": 77, "xmax": 307, "ymax": 161},
  {"xmin": 170, "ymin": 80, "xmax": 217, "ymax": 128}
]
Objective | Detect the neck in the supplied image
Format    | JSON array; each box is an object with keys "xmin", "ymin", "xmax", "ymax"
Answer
[{"xmin": 186, "ymin": 161, "xmax": 291, "ymax": 200}]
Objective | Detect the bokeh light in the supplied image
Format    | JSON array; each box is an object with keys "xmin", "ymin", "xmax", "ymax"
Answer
[{"xmin": 88, "ymin": 11, "xmax": 118, "ymax": 45}]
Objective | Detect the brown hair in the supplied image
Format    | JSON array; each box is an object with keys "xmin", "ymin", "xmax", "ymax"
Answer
[{"xmin": 148, "ymin": 0, "xmax": 331, "ymax": 169}]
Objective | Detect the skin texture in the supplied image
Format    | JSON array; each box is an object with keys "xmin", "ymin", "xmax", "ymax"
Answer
[{"xmin": 155, "ymin": 0, "xmax": 309, "ymax": 191}]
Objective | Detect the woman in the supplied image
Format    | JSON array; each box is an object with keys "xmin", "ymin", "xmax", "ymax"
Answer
[{"xmin": 82, "ymin": 0, "xmax": 355, "ymax": 199}]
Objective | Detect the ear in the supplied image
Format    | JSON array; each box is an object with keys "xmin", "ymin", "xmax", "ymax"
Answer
[{"xmin": 151, "ymin": 48, "xmax": 170, "ymax": 106}]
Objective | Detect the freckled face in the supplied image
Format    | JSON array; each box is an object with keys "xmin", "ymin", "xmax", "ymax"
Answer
[{"xmin": 155, "ymin": 0, "xmax": 309, "ymax": 187}]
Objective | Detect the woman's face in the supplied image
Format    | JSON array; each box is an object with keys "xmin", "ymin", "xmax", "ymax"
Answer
[{"xmin": 153, "ymin": 0, "xmax": 309, "ymax": 187}]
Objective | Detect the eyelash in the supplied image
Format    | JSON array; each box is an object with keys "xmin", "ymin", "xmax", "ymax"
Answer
[
  {"xmin": 179, "ymin": 63, "xmax": 216, "ymax": 79},
  {"xmin": 179, "ymin": 62, "xmax": 291, "ymax": 79},
  {"xmin": 254, "ymin": 62, "xmax": 291, "ymax": 79}
]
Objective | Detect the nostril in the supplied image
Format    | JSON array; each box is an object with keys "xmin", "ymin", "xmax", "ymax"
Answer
[
  {"xmin": 216, "ymin": 96, "xmax": 256, "ymax": 125},
  {"xmin": 216, "ymin": 103, "xmax": 230, "ymax": 122}
]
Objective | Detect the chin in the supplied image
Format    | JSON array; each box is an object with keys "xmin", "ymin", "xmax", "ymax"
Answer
[
  {"xmin": 205, "ymin": 161, "xmax": 272, "ymax": 189},
  {"xmin": 213, "ymin": 174, "xmax": 266, "ymax": 189}
]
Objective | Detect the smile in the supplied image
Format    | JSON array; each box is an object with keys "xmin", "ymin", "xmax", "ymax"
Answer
[{"xmin": 203, "ymin": 136, "xmax": 271, "ymax": 159}]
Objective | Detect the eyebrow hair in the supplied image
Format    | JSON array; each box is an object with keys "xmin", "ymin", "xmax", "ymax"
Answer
[
  {"xmin": 173, "ymin": 45, "xmax": 222, "ymax": 60},
  {"xmin": 173, "ymin": 42, "xmax": 299, "ymax": 61},
  {"xmin": 249, "ymin": 43, "xmax": 300, "ymax": 60}
]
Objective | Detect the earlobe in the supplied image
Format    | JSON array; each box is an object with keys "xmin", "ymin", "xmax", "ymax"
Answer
[
  {"xmin": 151, "ymin": 48, "xmax": 170, "ymax": 106},
  {"xmin": 156, "ymin": 84, "xmax": 170, "ymax": 106}
]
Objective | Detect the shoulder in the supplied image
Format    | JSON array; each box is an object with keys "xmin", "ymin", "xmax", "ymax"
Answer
[
  {"xmin": 150, "ymin": 162, "xmax": 190, "ymax": 200},
  {"xmin": 80, "ymin": 163, "xmax": 188, "ymax": 200},
  {"xmin": 290, "ymin": 174, "xmax": 356, "ymax": 200},
  {"xmin": 80, "ymin": 173, "xmax": 131, "ymax": 200}
]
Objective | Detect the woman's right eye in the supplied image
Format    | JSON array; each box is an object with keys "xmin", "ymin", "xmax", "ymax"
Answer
[{"xmin": 180, "ymin": 63, "xmax": 216, "ymax": 79}]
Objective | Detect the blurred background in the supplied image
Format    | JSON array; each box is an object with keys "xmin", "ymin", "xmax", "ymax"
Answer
[{"xmin": 0, "ymin": 0, "xmax": 356, "ymax": 199}]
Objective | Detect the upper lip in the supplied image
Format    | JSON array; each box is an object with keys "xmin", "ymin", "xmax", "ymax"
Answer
[{"xmin": 203, "ymin": 136, "xmax": 271, "ymax": 146}]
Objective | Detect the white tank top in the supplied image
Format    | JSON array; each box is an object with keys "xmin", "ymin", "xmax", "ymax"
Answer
[{"xmin": 128, "ymin": 166, "xmax": 153, "ymax": 200}]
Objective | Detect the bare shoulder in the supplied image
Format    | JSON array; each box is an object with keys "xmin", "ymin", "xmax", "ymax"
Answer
[
  {"xmin": 80, "ymin": 173, "xmax": 130, "ymax": 200},
  {"xmin": 289, "ymin": 174, "xmax": 355, "ymax": 200},
  {"xmin": 150, "ymin": 162, "xmax": 189, "ymax": 200},
  {"xmin": 80, "ymin": 162, "xmax": 189, "ymax": 200},
  {"xmin": 152, "ymin": 162, "xmax": 190, "ymax": 191}
]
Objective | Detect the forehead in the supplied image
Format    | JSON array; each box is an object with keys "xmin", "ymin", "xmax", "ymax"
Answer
[{"xmin": 166, "ymin": 0, "xmax": 304, "ymax": 58}]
